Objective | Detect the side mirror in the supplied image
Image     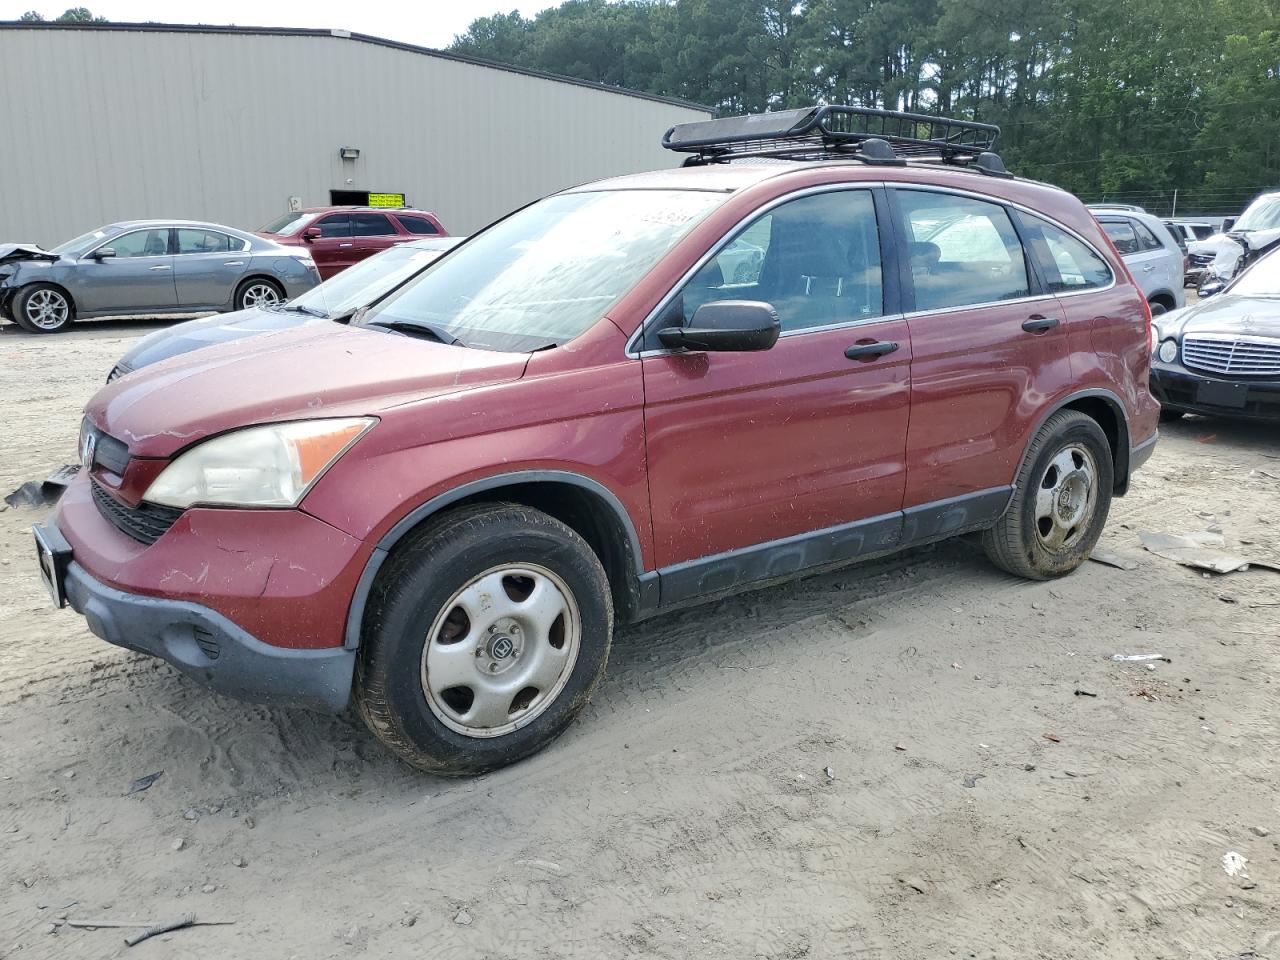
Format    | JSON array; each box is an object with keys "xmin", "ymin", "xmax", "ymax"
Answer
[
  {"xmin": 89, "ymin": 246, "xmax": 116, "ymax": 260},
  {"xmin": 657, "ymin": 300, "xmax": 781, "ymax": 352},
  {"xmin": 302, "ymin": 227, "xmax": 322, "ymax": 242}
]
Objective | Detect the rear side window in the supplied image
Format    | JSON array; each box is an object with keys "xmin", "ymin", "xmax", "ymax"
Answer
[
  {"xmin": 176, "ymin": 229, "xmax": 244, "ymax": 254},
  {"xmin": 1018, "ymin": 214, "xmax": 1113, "ymax": 292},
  {"xmin": 395, "ymin": 214, "xmax": 439, "ymax": 236},
  {"xmin": 1100, "ymin": 220, "xmax": 1139, "ymax": 255},
  {"xmin": 353, "ymin": 213, "xmax": 396, "ymax": 236},
  {"xmin": 1132, "ymin": 221, "xmax": 1165, "ymax": 252},
  {"xmin": 669, "ymin": 189, "xmax": 883, "ymax": 335},
  {"xmin": 895, "ymin": 190, "xmax": 1029, "ymax": 312},
  {"xmin": 318, "ymin": 215, "xmax": 352, "ymax": 238}
]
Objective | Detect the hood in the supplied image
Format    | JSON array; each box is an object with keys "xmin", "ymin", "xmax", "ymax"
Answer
[
  {"xmin": 116, "ymin": 305, "xmax": 317, "ymax": 373},
  {"xmin": 0, "ymin": 243, "xmax": 59, "ymax": 265},
  {"xmin": 1157, "ymin": 293, "xmax": 1280, "ymax": 340},
  {"xmin": 88, "ymin": 321, "xmax": 530, "ymax": 458}
]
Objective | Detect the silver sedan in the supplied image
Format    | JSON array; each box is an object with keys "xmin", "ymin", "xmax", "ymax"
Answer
[{"xmin": 0, "ymin": 220, "xmax": 321, "ymax": 334}]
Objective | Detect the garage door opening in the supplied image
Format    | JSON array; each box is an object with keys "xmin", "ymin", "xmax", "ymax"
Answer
[{"xmin": 329, "ymin": 190, "xmax": 407, "ymax": 208}]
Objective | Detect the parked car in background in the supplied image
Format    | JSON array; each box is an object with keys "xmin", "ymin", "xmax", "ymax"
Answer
[
  {"xmin": 108, "ymin": 237, "xmax": 464, "ymax": 380},
  {"xmin": 1091, "ymin": 210, "xmax": 1186, "ymax": 314},
  {"xmin": 1163, "ymin": 220, "xmax": 1215, "ymax": 245},
  {"xmin": 0, "ymin": 222, "xmax": 319, "ymax": 334},
  {"xmin": 1186, "ymin": 232, "xmax": 1234, "ymax": 286},
  {"xmin": 1087, "ymin": 203, "xmax": 1147, "ymax": 213},
  {"xmin": 36, "ymin": 106, "xmax": 1159, "ymax": 775},
  {"xmin": 257, "ymin": 207, "xmax": 449, "ymax": 278},
  {"xmin": 1201, "ymin": 191, "xmax": 1280, "ymax": 288},
  {"xmin": 1151, "ymin": 246, "xmax": 1280, "ymax": 421}
]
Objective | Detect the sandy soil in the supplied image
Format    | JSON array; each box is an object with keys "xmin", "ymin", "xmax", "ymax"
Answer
[{"xmin": 1, "ymin": 318, "xmax": 1278, "ymax": 960}]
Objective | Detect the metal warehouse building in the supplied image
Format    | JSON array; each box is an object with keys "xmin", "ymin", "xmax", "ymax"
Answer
[{"xmin": 0, "ymin": 22, "xmax": 710, "ymax": 247}]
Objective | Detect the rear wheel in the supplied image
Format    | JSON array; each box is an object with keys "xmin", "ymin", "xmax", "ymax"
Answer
[
  {"xmin": 355, "ymin": 503, "xmax": 613, "ymax": 775},
  {"xmin": 983, "ymin": 410, "xmax": 1114, "ymax": 580},
  {"xmin": 235, "ymin": 277, "xmax": 283, "ymax": 311},
  {"xmin": 13, "ymin": 284, "xmax": 74, "ymax": 333}
]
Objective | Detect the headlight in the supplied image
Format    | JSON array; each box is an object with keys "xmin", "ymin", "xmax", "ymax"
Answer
[
  {"xmin": 143, "ymin": 417, "xmax": 375, "ymax": 508},
  {"xmin": 1158, "ymin": 339, "xmax": 1179, "ymax": 363}
]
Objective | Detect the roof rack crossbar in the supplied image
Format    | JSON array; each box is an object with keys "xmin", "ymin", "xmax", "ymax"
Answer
[{"xmin": 663, "ymin": 105, "xmax": 1002, "ymax": 170}]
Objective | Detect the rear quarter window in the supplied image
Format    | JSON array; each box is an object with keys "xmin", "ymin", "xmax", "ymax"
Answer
[
  {"xmin": 395, "ymin": 214, "xmax": 440, "ymax": 236},
  {"xmin": 1018, "ymin": 214, "xmax": 1113, "ymax": 292}
]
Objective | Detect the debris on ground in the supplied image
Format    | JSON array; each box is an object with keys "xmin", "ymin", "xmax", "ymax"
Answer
[
  {"xmin": 1222, "ymin": 851, "xmax": 1249, "ymax": 878},
  {"xmin": 963, "ymin": 773, "xmax": 985, "ymax": 788},
  {"xmin": 1110, "ymin": 654, "xmax": 1171, "ymax": 663},
  {"xmin": 1043, "ymin": 733, "xmax": 1061, "ymax": 743},
  {"xmin": 171, "ymin": 838, "xmax": 185, "ymax": 851},
  {"xmin": 126, "ymin": 771, "xmax": 163, "ymax": 795},
  {"xmin": 4, "ymin": 472, "xmax": 73, "ymax": 508},
  {"xmin": 454, "ymin": 908, "xmax": 473, "ymax": 926},
  {"xmin": 1138, "ymin": 530, "xmax": 1276, "ymax": 575},
  {"xmin": 823, "ymin": 765, "xmax": 835, "ymax": 781},
  {"xmin": 1249, "ymin": 826, "xmax": 1270, "ymax": 838},
  {"xmin": 1089, "ymin": 549, "xmax": 1139, "ymax": 570},
  {"xmin": 1074, "ymin": 689, "xmax": 1098, "ymax": 697},
  {"xmin": 124, "ymin": 913, "xmax": 199, "ymax": 947}
]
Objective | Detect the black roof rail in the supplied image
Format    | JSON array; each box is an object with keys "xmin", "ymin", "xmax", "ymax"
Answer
[{"xmin": 663, "ymin": 105, "xmax": 1009, "ymax": 176}]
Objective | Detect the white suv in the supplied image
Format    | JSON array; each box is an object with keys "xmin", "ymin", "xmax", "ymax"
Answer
[{"xmin": 1091, "ymin": 209, "xmax": 1186, "ymax": 315}]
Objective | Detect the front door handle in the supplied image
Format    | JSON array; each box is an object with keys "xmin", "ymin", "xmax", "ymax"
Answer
[
  {"xmin": 223, "ymin": 260, "xmax": 245, "ymax": 267},
  {"xmin": 844, "ymin": 340, "xmax": 899, "ymax": 360},
  {"xmin": 1022, "ymin": 315, "xmax": 1060, "ymax": 333},
  {"xmin": 339, "ymin": 243, "xmax": 354, "ymax": 248},
  {"xmin": 148, "ymin": 265, "xmax": 171, "ymax": 271},
  {"xmin": 1142, "ymin": 264, "xmax": 1155, "ymax": 272}
]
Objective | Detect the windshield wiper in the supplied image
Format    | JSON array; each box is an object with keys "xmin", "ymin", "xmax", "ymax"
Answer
[
  {"xmin": 365, "ymin": 318, "xmax": 466, "ymax": 347},
  {"xmin": 274, "ymin": 302, "xmax": 328, "ymax": 318}
]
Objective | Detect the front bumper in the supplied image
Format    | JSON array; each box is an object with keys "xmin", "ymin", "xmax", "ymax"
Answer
[
  {"xmin": 1151, "ymin": 362, "xmax": 1280, "ymax": 421},
  {"xmin": 37, "ymin": 517, "xmax": 356, "ymax": 712}
]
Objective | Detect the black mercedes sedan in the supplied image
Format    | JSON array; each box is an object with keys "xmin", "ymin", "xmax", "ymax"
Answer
[{"xmin": 1151, "ymin": 246, "xmax": 1280, "ymax": 421}]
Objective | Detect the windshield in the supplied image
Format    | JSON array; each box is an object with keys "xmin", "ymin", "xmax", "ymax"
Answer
[
  {"xmin": 1235, "ymin": 196, "xmax": 1280, "ymax": 232},
  {"xmin": 292, "ymin": 244, "xmax": 447, "ymax": 317},
  {"xmin": 1227, "ymin": 248, "xmax": 1280, "ymax": 297},
  {"xmin": 259, "ymin": 212, "xmax": 315, "ymax": 235},
  {"xmin": 50, "ymin": 228, "xmax": 110, "ymax": 255},
  {"xmin": 358, "ymin": 189, "xmax": 727, "ymax": 352}
]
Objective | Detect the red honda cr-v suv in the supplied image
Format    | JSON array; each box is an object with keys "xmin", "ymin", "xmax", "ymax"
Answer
[{"xmin": 36, "ymin": 107, "xmax": 1159, "ymax": 775}]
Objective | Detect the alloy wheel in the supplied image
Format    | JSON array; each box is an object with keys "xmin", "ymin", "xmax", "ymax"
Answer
[
  {"xmin": 25, "ymin": 289, "xmax": 70, "ymax": 330},
  {"xmin": 241, "ymin": 283, "xmax": 281, "ymax": 309}
]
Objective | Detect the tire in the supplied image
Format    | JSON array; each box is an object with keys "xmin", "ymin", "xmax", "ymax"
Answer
[
  {"xmin": 355, "ymin": 503, "xmax": 613, "ymax": 775},
  {"xmin": 982, "ymin": 410, "xmax": 1114, "ymax": 580},
  {"xmin": 1149, "ymin": 300, "xmax": 1167, "ymax": 316},
  {"xmin": 12, "ymin": 283, "xmax": 75, "ymax": 333},
  {"xmin": 234, "ymin": 277, "xmax": 284, "ymax": 311}
]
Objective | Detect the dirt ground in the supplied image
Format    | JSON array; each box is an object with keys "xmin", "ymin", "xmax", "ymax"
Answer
[{"xmin": 1, "ymin": 317, "xmax": 1278, "ymax": 960}]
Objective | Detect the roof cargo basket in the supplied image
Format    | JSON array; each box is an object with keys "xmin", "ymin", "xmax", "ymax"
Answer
[{"xmin": 663, "ymin": 105, "xmax": 1008, "ymax": 176}]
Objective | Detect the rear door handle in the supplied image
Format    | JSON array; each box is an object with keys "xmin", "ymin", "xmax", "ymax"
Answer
[
  {"xmin": 223, "ymin": 260, "xmax": 244, "ymax": 267},
  {"xmin": 844, "ymin": 340, "xmax": 899, "ymax": 360},
  {"xmin": 148, "ymin": 265, "xmax": 171, "ymax": 271},
  {"xmin": 1142, "ymin": 264, "xmax": 1155, "ymax": 272},
  {"xmin": 1022, "ymin": 316, "xmax": 1060, "ymax": 333},
  {"xmin": 339, "ymin": 243, "xmax": 354, "ymax": 248}
]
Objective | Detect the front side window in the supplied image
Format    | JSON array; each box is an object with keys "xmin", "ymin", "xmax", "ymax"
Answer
[
  {"xmin": 353, "ymin": 213, "xmax": 396, "ymax": 236},
  {"xmin": 360, "ymin": 189, "xmax": 726, "ymax": 352},
  {"xmin": 318, "ymin": 215, "xmax": 352, "ymax": 239},
  {"xmin": 1101, "ymin": 220, "xmax": 1140, "ymax": 255},
  {"xmin": 665, "ymin": 190, "xmax": 883, "ymax": 335},
  {"xmin": 176, "ymin": 229, "xmax": 241, "ymax": 254},
  {"xmin": 106, "ymin": 228, "xmax": 170, "ymax": 258},
  {"xmin": 897, "ymin": 190, "xmax": 1029, "ymax": 311},
  {"xmin": 395, "ymin": 214, "xmax": 440, "ymax": 236}
]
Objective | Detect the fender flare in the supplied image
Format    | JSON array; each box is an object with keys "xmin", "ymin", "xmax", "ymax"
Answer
[
  {"xmin": 342, "ymin": 469, "xmax": 647, "ymax": 650},
  {"xmin": 1012, "ymin": 388, "xmax": 1133, "ymax": 503}
]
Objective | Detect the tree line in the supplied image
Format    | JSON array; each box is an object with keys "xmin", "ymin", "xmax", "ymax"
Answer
[{"xmin": 451, "ymin": 0, "xmax": 1280, "ymax": 216}]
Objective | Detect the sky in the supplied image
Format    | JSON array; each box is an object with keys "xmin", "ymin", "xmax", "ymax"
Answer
[{"xmin": 0, "ymin": 0, "xmax": 559, "ymax": 48}]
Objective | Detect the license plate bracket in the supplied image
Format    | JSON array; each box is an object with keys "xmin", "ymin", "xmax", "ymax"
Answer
[
  {"xmin": 1196, "ymin": 380, "xmax": 1249, "ymax": 409},
  {"xmin": 32, "ymin": 523, "xmax": 71, "ymax": 608}
]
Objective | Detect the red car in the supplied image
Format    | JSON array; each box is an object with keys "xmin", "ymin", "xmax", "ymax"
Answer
[
  {"xmin": 256, "ymin": 206, "xmax": 448, "ymax": 278},
  {"xmin": 36, "ymin": 107, "xmax": 1158, "ymax": 775}
]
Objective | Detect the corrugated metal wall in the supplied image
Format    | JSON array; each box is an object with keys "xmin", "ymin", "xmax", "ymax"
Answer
[{"xmin": 0, "ymin": 26, "xmax": 710, "ymax": 246}]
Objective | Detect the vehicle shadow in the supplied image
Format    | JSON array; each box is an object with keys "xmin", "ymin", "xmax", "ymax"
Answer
[
  {"xmin": 0, "ymin": 314, "xmax": 211, "ymax": 340},
  {"xmin": 1159, "ymin": 412, "xmax": 1280, "ymax": 455}
]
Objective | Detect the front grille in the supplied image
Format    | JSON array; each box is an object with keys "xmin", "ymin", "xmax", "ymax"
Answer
[
  {"xmin": 91, "ymin": 481, "xmax": 182, "ymax": 545},
  {"xmin": 1183, "ymin": 335, "xmax": 1280, "ymax": 377},
  {"xmin": 1189, "ymin": 253, "xmax": 1214, "ymax": 267}
]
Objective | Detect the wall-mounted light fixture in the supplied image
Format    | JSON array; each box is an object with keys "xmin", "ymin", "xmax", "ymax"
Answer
[{"xmin": 339, "ymin": 147, "xmax": 361, "ymax": 161}]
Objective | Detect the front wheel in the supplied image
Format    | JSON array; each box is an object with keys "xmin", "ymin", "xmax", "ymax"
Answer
[
  {"xmin": 235, "ymin": 277, "xmax": 283, "ymax": 311},
  {"xmin": 983, "ymin": 410, "xmax": 1114, "ymax": 580},
  {"xmin": 355, "ymin": 503, "xmax": 613, "ymax": 775},
  {"xmin": 12, "ymin": 283, "xmax": 75, "ymax": 333}
]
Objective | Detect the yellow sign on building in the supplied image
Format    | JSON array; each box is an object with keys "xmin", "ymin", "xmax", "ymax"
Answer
[{"xmin": 367, "ymin": 193, "xmax": 406, "ymax": 208}]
